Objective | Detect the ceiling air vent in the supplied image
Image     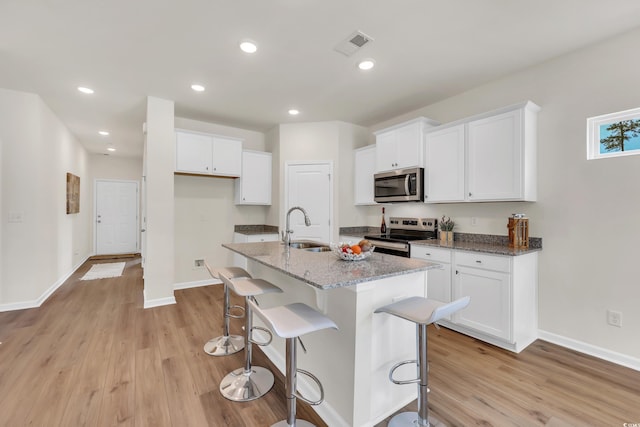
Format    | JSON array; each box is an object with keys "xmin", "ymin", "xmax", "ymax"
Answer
[{"xmin": 334, "ymin": 30, "xmax": 373, "ymax": 57}]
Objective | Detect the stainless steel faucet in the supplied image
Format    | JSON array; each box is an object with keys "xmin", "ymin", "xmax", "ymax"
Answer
[{"xmin": 283, "ymin": 206, "xmax": 311, "ymax": 247}]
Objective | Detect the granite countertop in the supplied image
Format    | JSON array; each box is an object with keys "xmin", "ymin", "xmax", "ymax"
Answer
[
  {"xmin": 234, "ymin": 225, "xmax": 279, "ymax": 235},
  {"xmin": 411, "ymin": 239, "xmax": 541, "ymax": 256},
  {"xmin": 222, "ymin": 241, "xmax": 441, "ymax": 290}
]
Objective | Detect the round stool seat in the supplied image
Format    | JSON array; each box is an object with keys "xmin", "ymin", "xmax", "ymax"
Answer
[
  {"xmin": 374, "ymin": 295, "xmax": 470, "ymax": 325},
  {"xmin": 250, "ymin": 302, "xmax": 338, "ymax": 338},
  {"xmin": 202, "ymin": 263, "xmax": 252, "ymax": 357}
]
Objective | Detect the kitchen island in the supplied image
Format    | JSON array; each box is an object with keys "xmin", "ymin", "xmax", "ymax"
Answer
[{"xmin": 222, "ymin": 241, "xmax": 441, "ymax": 427}]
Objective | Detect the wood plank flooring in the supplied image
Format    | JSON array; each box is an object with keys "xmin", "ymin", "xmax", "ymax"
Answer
[{"xmin": 1, "ymin": 257, "xmax": 638, "ymax": 426}]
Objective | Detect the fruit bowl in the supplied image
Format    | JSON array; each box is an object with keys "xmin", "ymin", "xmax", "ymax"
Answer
[{"xmin": 330, "ymin": 242, "xmax": 375, "ymax": 261}]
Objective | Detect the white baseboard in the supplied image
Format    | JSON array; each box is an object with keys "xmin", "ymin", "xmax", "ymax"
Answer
[
  {"xmin": 538, "ymin": 329, "xmax": 640, "ymax": 372},
  {"xmin": 0, "ymin": 254, "xmax": 90, "ymax": 312},
  {"xmin": 173, "ymin": 279, "xmax": 220, "ymax": 291},
  {"xmin": 143, "ymin": 290, "xmax": 177, "ymax": 309}
]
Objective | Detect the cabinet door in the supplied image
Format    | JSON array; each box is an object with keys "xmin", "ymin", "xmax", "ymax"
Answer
[
  {"xmin": 467, "ymin": 109, "xmax": 523, "ymax": 201},
  {"xmin": 411, "ymin": 246, "xmax": 452, "ymax": 306},
  {"xmin": 375, "ymin": 131, "xmax": 398, "ymax": 172},
  {"xmin": 424, "ymin": 124, "xmax": 465, "ymax": 202},
  {"xmin": 453, "ymin": 266, "xmax": 511, "ymax": 340},
  {"xmin": 175, "ymin": 132, "xmax": 213, "ymax": 173},
  {"xmin": 394, "ymin": 121, "xmax": 423, "ymax": 170},
  {"xmin": 246, "ymin": 233, "xmax": 279, "ymax": 243},
  {"xmin": 236, "ymin": 151, "xmax": 272, "ymax": 205},
  {"xmin": 354, "ymin": 146, "xmax": 376, "ymax": 205},
  {"xmin": 211, "ymin": 136, "xmax": 242, "ymax": 176}
]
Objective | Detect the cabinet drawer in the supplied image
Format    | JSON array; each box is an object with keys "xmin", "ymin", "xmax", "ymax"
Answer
[
  {"xmin": 247, "ymin": 233, "xmax": 279, "ymax": 243},
  {"xmin": 410, "ymin": 246, "xmax": 452, "ymax": 263},
  {"xmin": 455, "ymin": 251, "xmax": 510, "ymax": 272}
]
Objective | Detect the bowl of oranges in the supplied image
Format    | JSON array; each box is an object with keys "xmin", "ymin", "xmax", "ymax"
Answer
[{"xmin": 330, "ymin": 240, "xmax": 375, "ymax": 261}]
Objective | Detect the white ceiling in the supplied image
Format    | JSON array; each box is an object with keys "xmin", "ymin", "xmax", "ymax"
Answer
[{"xmin": 2, "ymin": 0, "xmax": 640, "ymax": 158}]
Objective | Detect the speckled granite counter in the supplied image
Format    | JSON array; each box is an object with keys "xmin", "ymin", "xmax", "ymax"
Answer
[
  {"xmin": 412, "ymin": 234, "xmax": 542, "ymax": 256},
  {"xmin": 234, "ymin": 224, "xmax": 279, "ymax": 235},
  {"xmin": 222, "ymin": 241, "xmax": 440, "ymax": 290}
]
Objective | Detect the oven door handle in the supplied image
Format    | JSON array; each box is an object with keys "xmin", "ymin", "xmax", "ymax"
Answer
[
  {"xmin": 368, "ymin": 240, "xmax": 410, "ymax": 252},
  {"xmin": 404, "ymin": 175, "xmax": 410, "ymax": 196}
]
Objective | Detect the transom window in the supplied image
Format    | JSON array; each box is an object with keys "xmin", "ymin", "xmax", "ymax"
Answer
[{"xmin": 587, "ymin": 107, "xmax": 640, "ymax": 160}]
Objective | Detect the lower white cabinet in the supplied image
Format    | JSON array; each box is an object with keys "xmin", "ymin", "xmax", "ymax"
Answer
[
  {"xmin": 411, "ymin": 245, "xmax": 538, "ymax": 352},
  {"xmin": 232, "ymin": 232, "xmax": 279, "ymax": 269},
  {"xmin": 235, "ymin": 150, "xmax": 272, "ymax": 205},
  {"xmin": 410, "ymin": 246, "xmax": 452, "ymax": 307}
]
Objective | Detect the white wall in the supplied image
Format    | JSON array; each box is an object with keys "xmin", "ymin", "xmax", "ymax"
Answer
[
  {"xmin": 369, "ymin": 28, "xmax": 640, "ymax": 360},
  {"xmin": 173, "ymin": 117, "xmax": 270, "ymax": 284},
  {"xmin": 0, "ymin": 88, "xmax": 91, "ymax": 308},
  {"xmin": 277, "ymin": 121, "xmax": 369, "ymax": 239}
]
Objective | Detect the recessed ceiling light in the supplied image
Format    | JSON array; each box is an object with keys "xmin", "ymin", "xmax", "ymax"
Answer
[
  {"xmin": 240, "ymin": 40, "xmax": 258, "ymax": 54},
  {"xmin": 357, "ymin": 59, "xmax": 375, "ymax": 71},
  {"xmin": 98, "ymin": 130, "xmax": 109, "ymax": 136},
  {"xmin": 288, "ymin": 109, "xmax": 300, "ymax": 116},
  {"xmin": 77, "ymin": 86, "xmax": 94, "ymax": 94},
  {"xmin": 107, "ymin": 147, "xmax": 116, "ymax": 152},
  {"xmin": 191, "ymin": 84, "xmax": 205, "ymax": 92}
]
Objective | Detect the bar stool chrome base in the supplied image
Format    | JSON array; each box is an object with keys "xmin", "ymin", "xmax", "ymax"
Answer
[
  {"xmin": 272, "ymin": 420, "xmax": 316, "ymax": 427},
  {"xmin": 220, "ymin": 366, "xmax": 275, "ymax": 402},
  {"xmin": 388, "ymin": 411, "xmax": 442, "ymax": 427},
  {"xmin": 203, "ymin": 334, "xmax": 244, "ymax": 356}
]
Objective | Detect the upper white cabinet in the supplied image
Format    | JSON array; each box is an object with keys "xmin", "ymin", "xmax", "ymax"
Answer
[
  {"xmin": 374, "ymin": 117, "xmax": 439, "ymax": 173},
  {"xmin": 424, "ymin": 124, "xmax": 466, "ymax": 202},
  {"xmin": 424, "ymin": 101, "xmax": 539, "ymax": 203},
  {"xmin": 353, "ymin": 145, "xmax": 377, "ymax": 205},
  {"xmin": 175, "ymin": 129, "xmax": 242, "ymax": 177},
  {"xmin": 235, "ymin": 150, "xmax": 272, "ymax": 205}
]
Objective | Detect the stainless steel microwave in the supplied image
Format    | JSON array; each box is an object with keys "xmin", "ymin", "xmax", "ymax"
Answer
[{"xmin": 374, "ymin": 167, "xmax": 424, "ymax": 203}]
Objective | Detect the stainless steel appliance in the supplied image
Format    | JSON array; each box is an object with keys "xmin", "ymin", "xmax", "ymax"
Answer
[
  {"xmin": 374, "ymin": 167, "xmax": 424, "ymax": 203},
  {"xmin": 364, "ymin": 217, "xmax": 438, "ymax": 257}
]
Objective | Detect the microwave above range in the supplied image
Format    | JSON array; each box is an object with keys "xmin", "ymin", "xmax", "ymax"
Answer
[{"xmin": 374, "ymin": 167, "xmax": 424, "ymax": 203}]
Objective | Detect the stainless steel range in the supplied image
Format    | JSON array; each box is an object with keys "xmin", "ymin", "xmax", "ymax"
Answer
[{"xmin": 364, "ymin": 217, "xmax": 438, "ymax": 257}]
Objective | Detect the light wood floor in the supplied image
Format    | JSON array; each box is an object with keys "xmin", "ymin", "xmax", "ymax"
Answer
[{"xmin": 0, "ymin": 258, "xmax": 638, "ymax": 426}]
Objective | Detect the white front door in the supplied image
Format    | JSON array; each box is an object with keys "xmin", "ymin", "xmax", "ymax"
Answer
[
  {"xmin": 95, "ymin": 180, "xmax": 139, "ymax": 255},
  {"xmin": 285, "ymin": 162, "xmax": 332, "ymax": 243}
]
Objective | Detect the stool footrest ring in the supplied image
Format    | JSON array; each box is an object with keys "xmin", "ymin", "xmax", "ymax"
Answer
[
  {"xmin": 227, "ymin": 304, "xmax": 245, "ymax": 319},
  {"xmin": 249, "ymin": 326, "xmax": 273, "ymax": 346},
  {"xmin": 294, "ymin": 369, "xmax": 325, "ymax": 405},
  {"xmin": 389, "ymin": 359, "xmax": 420, "ymax": 385}
]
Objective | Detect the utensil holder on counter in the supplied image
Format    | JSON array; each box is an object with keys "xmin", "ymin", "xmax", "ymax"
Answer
[{"xmin": 508, "ymin": 215, "xmax": 529, "ymax": 248}]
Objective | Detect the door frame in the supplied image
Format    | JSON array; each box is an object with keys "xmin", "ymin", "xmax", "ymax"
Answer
[
  {"xmin": 93, "ymin": 179, "xmax": 140, "ymax": 255},
  {"xmin": 283, "ymin": 160, "xmax": 334, "ymax": 243}
]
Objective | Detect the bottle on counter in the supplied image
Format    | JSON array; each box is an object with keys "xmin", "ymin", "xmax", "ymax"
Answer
[{"xmin": 380, "ymin": 207, "xmax": 387, "ymax": 235}]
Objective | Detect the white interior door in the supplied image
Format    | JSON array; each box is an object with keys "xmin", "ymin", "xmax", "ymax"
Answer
[
  {"xmin": 286, "ymin": 162, "xmax": 332, "ymax": 243},
  {"xmin": 95, "ymin": 180, "xmax": 139, "ymax": 255}
]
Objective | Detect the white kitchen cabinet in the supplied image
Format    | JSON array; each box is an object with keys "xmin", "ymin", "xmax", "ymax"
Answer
[
  {"xmin": 374, "ymin": 117, "xmax": 438, "ymax": 173},
  {"xmin": 339, "ymin": 234, "xmax": 364, "ymax": 244},
  {"xmin": 423, "ymin": 101, "xmax": 539, "ymax": 203},
  {"xmin": 410, "ymin": 246, "xmax": 452, "ymax": 310},
  {"xmin": 424, "ymin": 124, "xmax": 466, "ymax": 202},
  {"xmin": 410, "ymin": 245, "xmax": 538, "ymax": 352},
  {"xmin": 353, "ymin": 145, "xmax": 376, "ymax": 205},
  {"xmin": 235, "ymin": 150, "xmax": 272, "ymax": 205},
  {"xmin": 232, "ymin": 232, "xmax": 279, "ymax": 268},
  {"xmin": 175, "ymin": 130, "xmax": 242, "ymax": 177}
]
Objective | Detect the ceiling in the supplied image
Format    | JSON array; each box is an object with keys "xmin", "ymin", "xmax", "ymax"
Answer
[{"xmin": 2, "ymin": 0, "xmax": 640, "ymax": 158}]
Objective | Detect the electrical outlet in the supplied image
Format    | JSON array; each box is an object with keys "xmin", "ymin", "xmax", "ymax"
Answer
[
  {"xmin": 471, "ymin": 217, "xmax": 478, "ymax": 226},
  {"xmin": 607, "ymin": 309, "xmax": 622, "ymax": 327},
  {"xmin": 194, "ymin": 259, "xmax": 204, "ymax": 268}
]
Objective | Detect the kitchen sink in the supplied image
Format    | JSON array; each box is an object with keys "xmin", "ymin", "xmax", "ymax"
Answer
[{"xmin": 288, "ymin": 241, "xmax": 324, "ymax": 249}]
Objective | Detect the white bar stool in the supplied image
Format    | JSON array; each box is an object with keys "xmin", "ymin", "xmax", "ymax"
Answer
[
  {"xmin": 219, "ymin": 272, "xmax": 283, "ymax": 402},
  {"xmin": 203, "ymin": 264, "xmax": 252, "ymax": 356},
  {"xmin": 248, "ymin": 299, "xmax": 338, "ymax": 427},
  {"xmin": 374, "ymin": 296, "xmax": 470, "ymax": 427}
]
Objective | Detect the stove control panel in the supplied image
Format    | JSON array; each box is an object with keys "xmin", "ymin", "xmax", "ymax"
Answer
[{"xmin": 388, "ymin": 217, "xmax": 438, "ymax": 232}]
